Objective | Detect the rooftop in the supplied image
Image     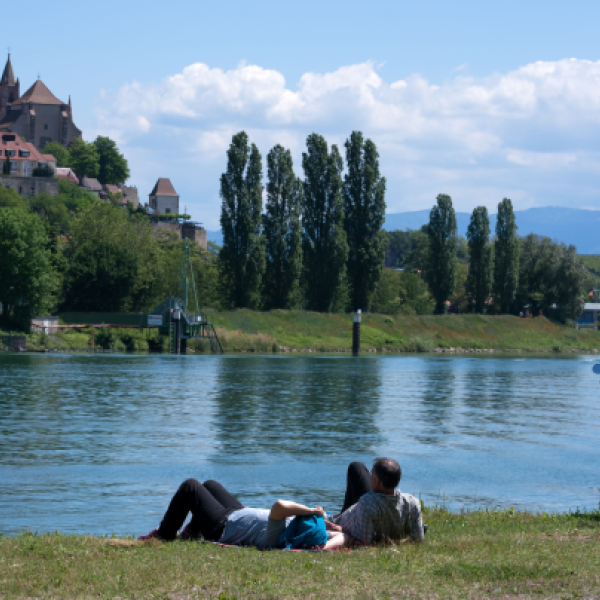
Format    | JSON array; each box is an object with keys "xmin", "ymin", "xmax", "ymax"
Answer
[
  {"xmin": 149, "ymin": 177, "xmax": 178, "ymax": 197},
  {"xmin": 11, "ymin": 80, "xmax": 64, "ymax": 106}
]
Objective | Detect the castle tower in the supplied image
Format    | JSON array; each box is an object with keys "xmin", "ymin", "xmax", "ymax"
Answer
[{"xmin": 0, "ymin": 54, "xmax": 20, "ymax": 121}]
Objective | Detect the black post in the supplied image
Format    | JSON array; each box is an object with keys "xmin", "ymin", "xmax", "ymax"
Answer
[
  {"xmin": 180, "ymin": 337, "xmax": 187, "ymax": 355},
  {"xmin": 352, "ymin": 309, "xmax": 361, "ymax": 356}
]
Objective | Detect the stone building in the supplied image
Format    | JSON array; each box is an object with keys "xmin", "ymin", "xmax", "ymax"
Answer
[
  {"xmin": 149, "ymin": 177, "xmax": 179, "ymax": 215},
  {"xmin": 0, "ymin": 54, "xmax": 82, "ymax": 150}
]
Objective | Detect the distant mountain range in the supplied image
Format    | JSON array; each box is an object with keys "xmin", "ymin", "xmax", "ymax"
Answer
[{"xmin": 206, "ymin": 206, "xmax": 600, "ymax": 254}]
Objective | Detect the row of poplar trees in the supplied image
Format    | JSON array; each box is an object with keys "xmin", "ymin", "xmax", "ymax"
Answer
[
  {"xmin": 219, "ymin": 131, "xmax": 386, "ymax": 312},
  {"xmin": 426, "ymin": 195, "xmax": 519, "ymax": 314}
]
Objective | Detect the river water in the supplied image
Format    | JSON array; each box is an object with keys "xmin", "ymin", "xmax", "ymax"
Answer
[{"xmin": 0, "ymin": 353, "xmax": 599, "ymax": 536}]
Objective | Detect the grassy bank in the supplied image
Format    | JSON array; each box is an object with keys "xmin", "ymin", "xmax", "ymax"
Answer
[
  {"xmin": 1, "ymin": 507, "xmax": 599, "ymax": 599},
  {"xmin": 3, "ymin": 312, "xmax": 600, "ymax": 354},
  {"xmin": 210, "ymin": 310, "xmax": 600, "ymax": 353}
]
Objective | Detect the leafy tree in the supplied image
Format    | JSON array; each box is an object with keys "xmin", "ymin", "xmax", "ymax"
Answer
[
  {"xmin": 403, "ymin": 227, "xmax": 430, "ymax": 272},
  {"xmin": 493, "ymin": 198, "xmax": 519, "ymax": 313},
  {"xmin": 0, "ymin": 186, "xmax": 25, "ymax": 209},
  {"xmin": 301, "ymin": 133, "xmax": 348, "ymax": 312},
  {"xmin": 93, "ymin": 136, "xmax": 130, "ymax": 185},
  {"xmin": 56, "ymin": 179, "xmax": 97, "ymax": 214},
  {"xmin": 219, "ymin": 131, "xmax": 266, "ymax": 309},
  {"xmin": 29, "ymin": 193, "xmax": 70, "ymax": 233},
  {"xmin": 69, "ymin": 138, "xmax": 99, "ymax": 178},
  {"xmin": 263, "ymin": 144, "xmax": 303, "ymax": 310},
  {"xmin": 466, "ymin": 206, "xmax": 493, "ymax": 313},
  {"xmin": 63, "ymin": 203, "xmax": 165, "ymax": 312},
  {"xmin": 426, "ymin": 194, "xmax": 458, "ymax": 314},
  {"xmin": 555, "ymin": 244, "xmax": 586, "ymax": 320},
  {"xmin": 62, "ymin": 239, "xmax": 138, "ymax": 312},
  {"xmin": 343, "ymin": 131, "xmax": 387, "ymax": 312},
  {"xmin": 43, "ymin": 141, "xmax": 70, "ymax": 167},
  {"xmin": 371, "ymin": 269, "xmax": 434, "ymax": 315},
  {"xmin": 385, "ymin": 230, "xmax": 412, "ymax": 268},
  {"xmin": 0, "ymin": 207, "xmax": 58, "ymax": 323}
]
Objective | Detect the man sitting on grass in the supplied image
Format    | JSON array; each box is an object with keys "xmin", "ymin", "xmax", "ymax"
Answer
[{"xmin": 325, "ymin": 458, "xmax": 424, "ymax": 548}]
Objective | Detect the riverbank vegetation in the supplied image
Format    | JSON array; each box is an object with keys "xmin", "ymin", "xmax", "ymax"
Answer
[
  {"xmin": 6, "ymin": 312, "xmax": 600, "ymax": 354},
  {"xmin": 1, "ymin": 131, "xmax": 598, "ymax": 335},
  {"xmin": 1, "ymin": 506, "xmax": 599, "ymax": 598}
]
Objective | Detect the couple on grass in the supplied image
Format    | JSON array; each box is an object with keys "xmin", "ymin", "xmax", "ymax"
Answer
[{"xmin": 140, "ymin": 458, "xmax": 425, "ymax": 550}]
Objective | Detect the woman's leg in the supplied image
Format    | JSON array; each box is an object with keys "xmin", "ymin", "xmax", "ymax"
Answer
[
  {"xmin": 157, "ymin": 478, "xmax": 233, "ymax": 541},
  {"xmin": 203, "ymin": 480, "xmax": 244, "ymax": 511},
  {"xmin": 341, "ymin": 462, "xmax": 372, "ymax": 513}
]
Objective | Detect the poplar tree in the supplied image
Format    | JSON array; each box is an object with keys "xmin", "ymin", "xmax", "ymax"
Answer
[
  {"xmin": 219, "ymin": 131, "xmax": 265, "ymax": 309},
  {"xmin": 493, "ymin": 198, "xmax": 519, "ymax": 313},
  {"xmin": 263, "ymin": 145, "xmax": 303, "ymax": 309},
  {"xmin": 343, "ymin": 131, "xmax": 387, "ymax": 312},
  {"xmin": 466, "ymin": 206, "xmax": 493, "ymax": 313},
  {"xmin": 302, "ymin": 134, "xmax": 348, "ymax": 312},
  {"xmin": 426, "ymin": 194, "xmax": 458, "ymax": 314}
]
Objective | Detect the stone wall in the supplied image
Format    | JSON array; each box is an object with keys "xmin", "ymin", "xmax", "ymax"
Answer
[
  {"xmin": 0, "ymin": 175, "xmax": 59, "ymax": 197},
  {"xmin": 151, "ymin": 220, "xmax": 207, "ymax": 250},
  {"xmin": 121, "ymin": 185, "xmax": 139, "ymax": 208}
]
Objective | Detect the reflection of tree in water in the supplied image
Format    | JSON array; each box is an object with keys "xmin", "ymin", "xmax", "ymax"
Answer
[
  {"xmin": 211, "ymin": 357, "xmax": 383, "ymax": 461},
  {"xmin": 413, "ymin": 358, "xmax": 457, "ymax": 445}
]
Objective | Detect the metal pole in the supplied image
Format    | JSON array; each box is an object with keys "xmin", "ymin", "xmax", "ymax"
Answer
[{"xmin": 352, "ymin": 309, "xmax": 361, "ymax": 356}]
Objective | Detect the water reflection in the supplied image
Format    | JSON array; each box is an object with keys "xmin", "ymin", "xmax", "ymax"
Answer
[{"xmin": 211, "ymin": 357, "xmax": 383, "ymax": 459}]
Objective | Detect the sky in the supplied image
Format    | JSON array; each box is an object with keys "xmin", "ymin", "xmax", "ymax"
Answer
[{"xmin": 6, "ymin": 0, "xmax": 600, "ymax": 229}]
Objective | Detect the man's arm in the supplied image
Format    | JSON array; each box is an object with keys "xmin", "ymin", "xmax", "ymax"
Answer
[{"xmin": 406, "ymin": 498, "xmax": 425, "ymax": 542}]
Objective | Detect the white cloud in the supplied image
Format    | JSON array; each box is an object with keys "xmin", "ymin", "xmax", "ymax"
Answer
[{"xmin": 94, "ymin": 58, "xmax": 600, "ymax": 229}]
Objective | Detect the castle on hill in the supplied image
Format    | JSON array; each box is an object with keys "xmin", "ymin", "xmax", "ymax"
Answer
[{"xmin": 0, "ymin": 54, "xmax": 81, "ymax": 149}]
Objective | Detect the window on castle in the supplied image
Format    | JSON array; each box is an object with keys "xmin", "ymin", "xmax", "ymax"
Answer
[{"xmin": 44, "ymin": 124, "xmax": 48, "ymax": 130}]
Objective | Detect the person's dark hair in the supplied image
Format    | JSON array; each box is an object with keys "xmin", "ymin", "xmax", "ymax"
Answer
[{"xmin": 372, "ymin": 457, "xmax": 401, "ymax": 489}]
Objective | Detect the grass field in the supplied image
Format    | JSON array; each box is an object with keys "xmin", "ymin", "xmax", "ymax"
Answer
[
  {"xmin": 3, "ymin": 312, "xmax": 600, "ymax": 354},
  {"xmin": 209, "ymin": 310, "xmax": 600, "ymax": 354},
  {"xmin": 1, "ymin": 507, "xmax": 599, "ymax": 599}
]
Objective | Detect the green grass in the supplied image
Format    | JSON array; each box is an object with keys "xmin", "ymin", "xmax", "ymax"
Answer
[
  {"xmin": 2, "ymin": 508, "xmax": 599, "ymax": 598},
  {"xmin": 3, "ymin": 311, "xmax": 600, "ymax": 354},
  {"xmin": 209, "ymin": 310, "xmax": 600, "ymax": 353}
]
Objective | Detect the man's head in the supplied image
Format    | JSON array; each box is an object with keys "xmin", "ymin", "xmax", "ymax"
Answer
[{"xmin": 370, "ymin": 457, "xmax": 402, "ymax": 493}]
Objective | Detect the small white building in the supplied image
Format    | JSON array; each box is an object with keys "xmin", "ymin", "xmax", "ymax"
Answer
[
  {"xmin": 577, "ymin": 302, "xmax": 600, "ymax": 329},
  {"xmin": 149, "ymin": 178, "xmax": 179, "ymax": 215}
]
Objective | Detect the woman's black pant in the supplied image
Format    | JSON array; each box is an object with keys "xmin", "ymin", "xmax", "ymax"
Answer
[
  {"xmin": 157, "ymin": 478, "xmax": 243, "ymax": 541},
  {"xmin": 341, "ymin": 461, "xmax": 372, "ymax": 513}
]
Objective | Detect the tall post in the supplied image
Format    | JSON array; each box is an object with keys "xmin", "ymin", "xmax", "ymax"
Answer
[
  {"xmin": 172, "ymin": 309, "xmax": 181, "ymax": 355},
  {"xmin": 352, "ymin": 309, "xmax": 361, "ymax": 356}
]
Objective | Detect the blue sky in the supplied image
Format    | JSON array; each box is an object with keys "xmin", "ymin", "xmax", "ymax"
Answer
[{"xmin": 7, "ymin": 0, "xmax": 600, "ymax": 228}]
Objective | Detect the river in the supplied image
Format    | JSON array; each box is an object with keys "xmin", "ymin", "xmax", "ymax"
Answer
[{"xmin": 0, "ymin": 353, "xmax": 598, "ymax": 536}]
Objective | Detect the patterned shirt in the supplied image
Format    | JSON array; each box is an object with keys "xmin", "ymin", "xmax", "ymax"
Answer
[{"xmin": 335, "ymin": 491, "xmax": 424, "ymax": 543}]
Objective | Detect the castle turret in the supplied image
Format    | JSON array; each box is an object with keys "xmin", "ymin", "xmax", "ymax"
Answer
[{"xmin": 0, "ymin": 54, "xmax": 20, "ymax": 121}]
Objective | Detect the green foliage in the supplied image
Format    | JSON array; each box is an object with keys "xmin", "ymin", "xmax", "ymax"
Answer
[
  {"xmin": 93, "ymin": 136, "xmax": 130, "ymax": 185},
  {"xmin": 56, "ymin": 179, "xmax": 97, "ymax": 214},
  {"xmin": 301, "ymin": 133, "xmax": 348, "ymax": 312},
  {"xmin": 32, "ymin": 164, "xmax": 54, "ymax": 177},
  {"xmin": 0, "ymin": 185, "xmax": 26, "ymax": 209},
  {"xmin": 0, "ymin": 207, "xmax": 58, "ymax": 323},
  {"xmin": 426, "ymin": 194, "xmax": 458, "ymax": 314},
  {"xmin": 371, "ymin": 269, "xmax": 434, "ymax": 315},
  {"xmin": 516, "ymin": 234, "xmax": 585, "ymax": 320},
  {"xmin": 219, "ymin": 131, "xmax": 266, "ymax": 309},
  {"xmin": 28, "ymin": 193, "xmax": 70, "ymax": 233},
  {"xmin": 493, "ymin": 198, "xmax": 519, "ymax": 313},
  {"xmin": 466, "ymin": 206, "xmax": 493, "ymax": 313},
  {"xmin": 69, "ymin": 138, "xmax": 99, "ymax": 178},
  {"xmin": 263, "ymin": 144, "xmax": 303, "ymax": 310},
  {"xmin": 343, "ymin": 131, "xmax": 387, "ymax": 312},
  {"xmin": 42, "ymin": 141, "xmax": 70, "ymax": 167}
]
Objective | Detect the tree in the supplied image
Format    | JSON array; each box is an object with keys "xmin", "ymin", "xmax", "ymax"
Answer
[
  {"xmin": 219, "ymin": 131, "xmax": 265, "ymax": 309},
  {"xmin": 466, "ymin": 206, "xmax": 493, "ymax": 313},
  {"xmin": 2, "ymin": 154, "xmax": 11, "ymax": 175},
  {"xmin": 263, "ymin": 144, "xmax": 303, "ymax": 309},
  {"xmin": 93, "ymin": 136, "xmax": 130, "ymax": 185},
  {"xmin": 0, "ymin": 207, "xmax": 58, "ymax": 324},
  {"xmin": 29, "ymin": 193, "xmax": 70, "ymax": 233},
  {"xmin": 403, "ymin": 227, "xmax": 430, "ymax": 272},
  {"xmin": 302, "ymin": 134, "xmax": 348, "ymax": 312},
  {"xmin": 0, "ymin": 186, "xmax": 25, "ymax": 209},
  {"xmin": 370, "ymin": 269, "xmax": 434, "ymax": 315},
  {"xmin": 426, "ymin": 194, "xmax": 458, "ymax": 314},
  {"xmin": 343, "ymin": 131, "xmax": 387, "ymax": 312},
  {"xmin": 43, "ymin": 141, "xmax": 70, "ymax": 167},
  {"xmin": 69, "ymin": 138, "xmax": 99, "ymax": 178},
  {"xmin": 493, "ymin": 198, "xmax": 519, "ymax": 313}
]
